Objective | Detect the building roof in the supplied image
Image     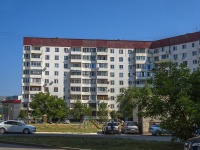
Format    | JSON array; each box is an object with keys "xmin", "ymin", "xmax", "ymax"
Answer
[
  {"xmin": 23, "ymin": 38, "xmax": 152, "ymax": 49},
  {"xmin": 1, "ymin": 100, "xmax": 21, "ymax": 104},
  {"xmin": 150, "ymin": 31, "xmax": 200, "ymax": 49},
  {"xmin": 23, "ymin": 31, "xmax": 200, "ymax": 49}
]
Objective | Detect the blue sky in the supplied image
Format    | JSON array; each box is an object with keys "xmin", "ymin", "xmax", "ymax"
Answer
[{"xmin": 0, "ymin": 0, "xmax": 200, "ymax": 96}]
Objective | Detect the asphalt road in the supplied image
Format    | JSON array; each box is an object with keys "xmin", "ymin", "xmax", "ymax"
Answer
[{"xmin": 0, "ymin": 132, "xmax": 173, "ymax": 141}]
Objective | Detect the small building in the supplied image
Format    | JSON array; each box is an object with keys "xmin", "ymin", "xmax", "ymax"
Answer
[{"xmin": 1, "ymin": 100, "xmax": 21, "ymax": 120}]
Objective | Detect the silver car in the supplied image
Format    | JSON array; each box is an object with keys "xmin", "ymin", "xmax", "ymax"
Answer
[
  {"xmin": 0, "ymin": 120, "xmax": 36, "ymax": 134},
  {"xmin": 102, "ymin": 122, "xmax": 120, "ymax": 134},
  {"xmin": 121, "ymin": 121, "xmax": 139, "ymax": 134}
]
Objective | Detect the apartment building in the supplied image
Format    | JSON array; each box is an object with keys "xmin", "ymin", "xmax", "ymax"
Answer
[{"xmin": 21, "ymin": 32, "xmax": 200, "ymax": 120}]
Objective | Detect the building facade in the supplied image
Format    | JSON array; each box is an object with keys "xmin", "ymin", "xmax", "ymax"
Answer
[{"xmin": 21, "ymin": 32, "xmax": 200, "ymax": 125}]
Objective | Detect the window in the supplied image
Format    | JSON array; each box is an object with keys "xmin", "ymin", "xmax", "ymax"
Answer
[
  {"xmin": 110, "ymin": 49, "xmax": 114, "ymax": 53},
  {"xmin": 54, "ymin": 79, "xmax": 58, "ymax": 84},
  {"xmin": 136, "ymin": 56, "xmax": 145, "ymax": 60},
  {"xmin": 119, "ymin": 73, "xmax": 123, "ymax": 77},
  {"xmin": 55, "ymin": 63, "xmax": 59, "ymax": 68},
  {"xmin": 128, "ymin": 65, "xmax": 132, "ymax": 69},
  {"xmin": 45, "ymin": 79, "xmax": 49, "ymax": 83},
  {"xmin": 55, "ymin": 48, "xmax": 59, "ymax": 52},
  {"xmin": 110, "ymin": 80, "xmax": 115, "ymax": 85},
  {"xmin": 174, "ymin": 54, "xmax": 178, "ymax": 60},
  {"xmin": 54, "ymin": 71, "xmax": 59, "ymax": 76},
  {"xmin": 182, "ymin": 44, "xmax": 186, "ymax": 49},
  {"xmin": 192, "ymin": 51, "xmax": 197, "ymax": 56},
  {"xmin": 193, "ymin": 60, "xmax": 198, "ymax": 64},
  {"xmin": 154, "ymin": 49, "xmax": 159, "ymax": 53},
  {"xmin": 46, "ymin": 47, "xmax": 50, "ymax": 52},
  {"xmin": 54, "ymin": 87, "xmax": 58, "ymax": 92},
  {"xmin": 119, "ymin": 65, "xmax": 123, "ymax": 69},
  {"xmin": 64, "ymin": 56, "xmax": 68, "ymax": 60},
  {"xmin": 128, "ymin": 80, "xmax": 132, "ymax": 85},
  {"xmin": 64, "ymin": 48, "xmax": 68, "ymax": 53},
  {"xmin": 64, "ymin": 64, "xmax": 68, "ymax": 68},
  {"xmin": 110, "ymin": 88, "xmax": 115, "ymax": 93},
  {"xmin": 45, "ymin": 71, "xmax": 49, "ymax": 75},
  {"xmin": 45, "ymin": 63, "xmax": 49, "ymax": 67},
  {"xmin": 45, "ymin": 55, "xmax": 50, "ymax": 60},
  {"xmin": 192, "ymin": 43, "xmax": 196, "ymax": 47},
  {"xmin": 110, "ymin": 104, "xmax": 115, "ymax": 109},
  {"xmin": 55, "ymin": 55, "xmax": 59, "ymax": 60},
  {"xmin": 119, "ymin": 80, "xmax": 123, "ymax": 85},
  {"xmin": 128, "ymin": 57, "xmax": 131, "ymax": 61},
  {"xmin": 173, "ymin": 46, "xmax": 177, "ymax": 51},
  {"xmin": 119, "ymin": 57, "xmax": 123, "ymax": 62},
  {"xmin": 110, "ymin": 72, "xmax": 115, "ymax": 77},
  {"xmin": 182, "ymin": 53, "xmax": 187, "ymax": 59},
  {"xmin": 119, "ymin": 88, "xmax": 124, "ymax": 92},
  {"xmin": 110, "ymin": 96, "xmax": 115, "ymax": 100},
  {"xmin": 110, "ymin": 57, "xmax": 114, "ymax": 62},
  {"xmin": 128, "ymin": 50, "xmax": 132, "ymax": 54},
  {"xmin": 119, "ymin": 49, "xmax": 123, "ymax": 54},
  {"xmin": 110, "ymin": 65, "xmax": 114, "ymax": 69},
  {"xmin": 24, "ymin": 46, "xmax": 30, "ymax": 50},
  {"xmin": 183, "ymin": 61, "xmax": 187, "ymax": 66}
]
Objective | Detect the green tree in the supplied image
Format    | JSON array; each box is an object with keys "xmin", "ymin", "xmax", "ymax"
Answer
[
  {"xmin": 70, "ymin": 100, "xmax": 92, "ymax": 119},
  {"xmin": 97, "ymin": 102, "xmax": 108, "ymax": 122},
  {"xmin": 136, "ymin": 62, "xmax": 200, "ymax": 142},
  {"xmin": 109, "ymin": 110, "xmax": 122, "ymax": 120},
  {"xmin": 18, "ymin": 109, "xmax": 26, "ymax": 119},
  {"xmin": 30, "ymin": 92, "xmax": 69, "ymax": 121},
  {"xmin": 116, "ymin": 87, "xmax": 140, "ymax": 119}
]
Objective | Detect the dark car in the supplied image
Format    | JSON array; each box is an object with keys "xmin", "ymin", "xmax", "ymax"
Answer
[
  {"xmin": 121, "ymin": 121, "xmax": 139, "ymax": 134},
  {"xmin": 184, "ymin": 136, "xmax": 200, "ymax": 150}
]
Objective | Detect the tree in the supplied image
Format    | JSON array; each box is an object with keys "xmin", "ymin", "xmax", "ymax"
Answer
[
  {"xmin": 116, "ymin": 87, "xmax": 140, "ymax": 119},
  {"xmin": 30, "ymin": 92, "xmax": 69, "ymax": 121},
  {"xmin": 109, "ymin": 110, "xmax": 122, "ymax": 120},
  {"xmin": 69, "ymin": 100, "xmax": 92, "ymax": 119},
  {"xmin": 18, "ymin": 109, "xmax": 26, "ymax": 119},
  {"xmin": 97, "ymin": 102, "xmax": 108, "ymax": 122},
  {"xmin": 136, "ymin": 62, "xmax": 200, "ymax": 142}
]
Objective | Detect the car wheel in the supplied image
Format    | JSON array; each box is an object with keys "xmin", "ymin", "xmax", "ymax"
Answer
[
  {"xmin": 23, "ymin": 128, "xmax": 30, "ymax": 134},
  {"xmin": 0, "ymin": 128, "xmax": 6, "ymax": 134},
  {"xmin": 155, "ymin": 131, "xmax": 160, "ymax": 136}
]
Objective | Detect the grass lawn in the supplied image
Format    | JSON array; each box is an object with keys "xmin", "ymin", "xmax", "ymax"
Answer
[
  {"xmin": 31, "ymin": 123, "xmax": 102, "ymax": 133},
  {"xmin": 0, "ymin": 136, "xmax": 183, "ymax": 150}
]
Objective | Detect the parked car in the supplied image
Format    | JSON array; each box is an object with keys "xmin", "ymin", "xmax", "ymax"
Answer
[
  {"xmin": 102, "ymin": 122, "xmax": 120, "ymax": 134},
  {"xmin": 0, "ymin": 120, "xmax": 36, "ymax": 134},
  {"xmin": 121, "ymin": 121, "xmax": 139, "ymax": 134},
  {"xmin": 184, "ymin": 136, "xmax": 200, "ymax": 150},
  {"xmin": 149, "ymin": 124, "xmax": 168, "ymax": 136}
]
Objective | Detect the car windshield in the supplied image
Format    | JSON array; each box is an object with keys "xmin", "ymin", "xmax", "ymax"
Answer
[
  {"xmin": 127, "ymin": 122, "xmax": 137, "ymax": 126},
  {"xmin": 108, "ymin": 123, "xmax": 118, "ymax": 126}
]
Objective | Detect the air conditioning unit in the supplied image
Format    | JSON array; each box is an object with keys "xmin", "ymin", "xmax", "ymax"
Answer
[{"xmin": 49, "ymin": 81, "xmax": 53, "ymax": 85}]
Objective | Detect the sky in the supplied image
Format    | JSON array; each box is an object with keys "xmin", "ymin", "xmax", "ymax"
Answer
[{"xmin": 0, "ymin": 0, "xmax": 200, "ymax": 96}]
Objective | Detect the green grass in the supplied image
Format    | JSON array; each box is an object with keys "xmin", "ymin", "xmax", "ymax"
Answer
[
  {"xmin": 0, "ymin": 136, "xmax": 183, "ymax": 150},
  {"xmin": 31, "ymin": 123, "xmax": 101, "ymax": 133}
]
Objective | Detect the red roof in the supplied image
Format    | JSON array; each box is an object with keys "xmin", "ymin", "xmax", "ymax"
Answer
[
  {"xmin": 23, "ymin": 38, "xmax": 152, "ymax": 49},
  {"xmin": 23, "ymin": 31, "xmax": 200, "ymax": 49},
  {"xmin": 1, "ymin": 100, "xmax": 21, "ymax": 104},
  {"xmin": 150, "ymin": 31, "xmax": 200, "ymax": 49}
]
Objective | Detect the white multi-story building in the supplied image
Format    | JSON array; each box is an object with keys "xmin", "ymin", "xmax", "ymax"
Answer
[{"xmin": 21, "ymin": 32, "xmax": 200, "ymax": 120}]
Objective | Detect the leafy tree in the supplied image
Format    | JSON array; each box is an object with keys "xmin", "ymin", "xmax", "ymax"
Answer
[
  {"xmin": 116, "ymin": 87, "xmax": 140, "ymax": 119},
  {"xmin": 18, "ymin": 109, "xmax": 26, "ymax": 119},
  {"xmin": 109, "ymin": 110, "xmax": 122, "ymax": 120},
  {"xmin": 136, "ymin": 62, "xmax": 200, "ymax": 142},
  {"xmin": 70, "ymin": 100, "xmax": 92, "ymax": 119},
  {"xmin": 97, "ymin": 102, "xmax": 108, "ymax": 122},
  {"xmin": 30, "ymin": 92, "xmax": 69, "ymax": 121}
]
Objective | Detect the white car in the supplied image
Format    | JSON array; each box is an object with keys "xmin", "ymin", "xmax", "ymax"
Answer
[
  {"xmin": 0, "ymin": 120, "xmax": 36, "ymax": 134},
  {"xmin": 149, "ymin": 124, "xmax": 168, "ymax": 136}
]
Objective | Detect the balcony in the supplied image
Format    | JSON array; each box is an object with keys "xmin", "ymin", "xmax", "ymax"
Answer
[
  {"xmin": 70, "ymin": 58, "xmax": 82, "ymax": 63},
  {"xmin": 31, "ymin": 49, "xmax": 42, "ymax": 54}
]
